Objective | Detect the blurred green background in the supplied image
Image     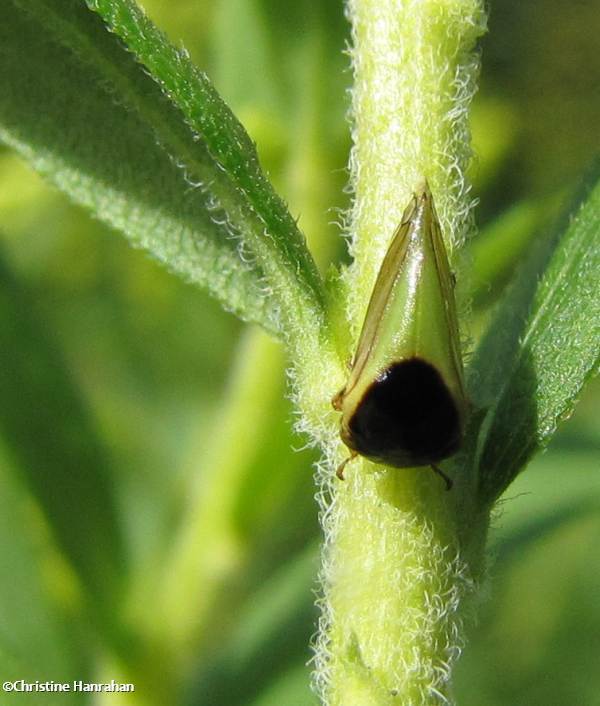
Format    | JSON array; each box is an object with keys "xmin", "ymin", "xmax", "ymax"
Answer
[{"xmin": 0, "ymin": 1, "xmax": 598, "ymax": 705}]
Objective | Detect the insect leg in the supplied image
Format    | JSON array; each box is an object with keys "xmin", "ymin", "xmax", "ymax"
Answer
[
  {"xmin": 430, "ymin": 464, "xmax": 453, "ymax": 491},
  {"xmin": 336, "ymin": 451, "xmax": 358, "ymax": 480}
]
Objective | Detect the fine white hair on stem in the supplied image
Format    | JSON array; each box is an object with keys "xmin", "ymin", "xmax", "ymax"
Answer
[{"xmin": 309, "ymin": 1, "xmax": 487, "ymax": 704}]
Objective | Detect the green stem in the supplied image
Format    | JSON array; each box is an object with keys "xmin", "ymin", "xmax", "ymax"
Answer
[
  {"xmin": 344, "ymin": 0, "xmax": 486, "ymax": 320},
  {"xmin": 316, "ymin": 464, "xmax": 489, "ymax": 705},
  {"xmin": 313, "ymin": 1, "xmax": 487, "ymax": 703}
]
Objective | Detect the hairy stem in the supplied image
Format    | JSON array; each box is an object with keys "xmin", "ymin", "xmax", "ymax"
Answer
[
  {"xmin": 313, "ymin": 1, "xmax": 487, "ymax": 704},
  {"xmin": 345, "ymin": 0, "xmax": 486, "ymax": 319}
]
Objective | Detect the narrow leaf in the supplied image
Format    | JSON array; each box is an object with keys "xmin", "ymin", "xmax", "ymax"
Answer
[
  {"xmin": 0, "ymin": 253, "xmax": 125, "ymax": 605},
  {"xmin": 0, "ymin": 0, "xmax": 321, "ymax": 334},
  {"xmin": 84, "ymin": 0, "xmax": 326, "ymax": 333},
  {"xmin": 0, "ymin": 446, "xmax": 91, "ymax": 688},
  {"xmin": 469, "ymin": 172, "xmax": 600, "ymax": 505}
]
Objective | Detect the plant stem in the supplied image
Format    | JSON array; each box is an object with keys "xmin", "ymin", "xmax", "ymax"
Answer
[
  {"xmin": 313, "ymin": 1, "xmax": 487, "ymax": 703},
  {"xmin": 316, "ymin": 464, "xmax": 489, "ymax": 705},
  {"xmin": 345, "ymin": 0, "xmax": 486, "ymax": 315}
]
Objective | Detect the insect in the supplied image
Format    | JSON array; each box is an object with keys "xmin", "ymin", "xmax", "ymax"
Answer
[{"xmin": 332, "ymin": 182, "xmax": 468, "ymax": 488}]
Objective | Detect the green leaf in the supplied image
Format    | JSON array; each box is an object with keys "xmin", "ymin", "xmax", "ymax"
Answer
[
  {"xmin": 0, "ymin": 0, "xmax": 324, "ymax": 336},
  {"xmin": 0, "ymin": 252, "xmax": 125, "ymax": 608},
  {"xmin": 468, "ymin": 171, "xmax": 600, "ymax": 505},
  {"xmin": 84, "ymin": 0, "xmax": 325, "ymax": 334},
  {"xmin": 0, "ymin": 446, "xmax": 91, "ymax": 703}
]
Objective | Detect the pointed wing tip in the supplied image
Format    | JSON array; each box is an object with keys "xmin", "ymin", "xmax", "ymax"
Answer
[{"xmin": 414, "ymin": 178, "xmax": 432, "ymax": 200}]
